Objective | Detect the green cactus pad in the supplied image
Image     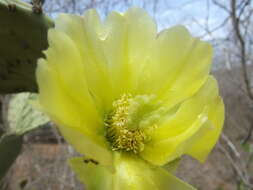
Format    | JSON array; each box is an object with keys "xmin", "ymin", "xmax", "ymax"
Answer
[{"xmin": 0, "ymin": 0, "xmax": 53, "ymax": 93}]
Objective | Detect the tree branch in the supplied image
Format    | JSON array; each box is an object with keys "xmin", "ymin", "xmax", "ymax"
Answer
[{"xmin": 230, "ymin": 0, "xmax": 253, "ymax": 101}]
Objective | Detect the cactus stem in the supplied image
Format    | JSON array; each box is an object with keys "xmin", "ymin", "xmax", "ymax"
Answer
[{"xmin": 0, "ymin": 0, "xmax": 54, "ymax": 94}]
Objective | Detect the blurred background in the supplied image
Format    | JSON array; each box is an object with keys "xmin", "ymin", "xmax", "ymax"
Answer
[{"xmin": 1, "ymin": 0, "xmax": 253, "ymax": 189}]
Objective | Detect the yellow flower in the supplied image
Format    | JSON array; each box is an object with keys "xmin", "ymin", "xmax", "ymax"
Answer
[{"xmin": 36, "ymin": 8, "xmax": 224, "ymax": 190}]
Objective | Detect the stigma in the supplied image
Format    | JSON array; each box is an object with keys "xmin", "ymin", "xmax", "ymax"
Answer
[{"xmin": 105, "ymin": 93, "xmax": 163, "ymax": 154}]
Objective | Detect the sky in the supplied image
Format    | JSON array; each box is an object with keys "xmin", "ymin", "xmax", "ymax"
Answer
[
  {"xmin": 154, "ymin": 0, "xmax": 228, "ymax": 38},
  {"xmin": 40, "ymin": 0, "xmax": 231, "ymax": 70},
  {"xmin": 94, "ymin": 0, "xmax": 229, "ymax": 40},
  {"xmin": 41, "ymin": 0, "xmax": 229, "ymax": 40}
]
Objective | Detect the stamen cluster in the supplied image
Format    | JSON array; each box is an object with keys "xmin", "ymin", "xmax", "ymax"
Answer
[{"xmin": 105, "ymin": 94, "xmax": 146, "ymax": 154}]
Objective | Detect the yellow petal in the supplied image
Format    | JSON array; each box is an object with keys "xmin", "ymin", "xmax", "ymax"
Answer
[
  {"xmin": 58, "ymin": 122, "xmax": 113, "ymax": 170},
  {"xmin": 141, "ymin": 113, "xmax": 211, "ymax": 166},
  {"xmin": 54, "ymin": 11, "xmax": 113, "ymax": 112},
  {"xmin": 69, "ymin": 153, "xmax": 196, "ymax": 190},
  {"xmin": 45, "ymin": 29, "xmax": 100, "ymax": 125},
  {"xmin": 104, "ymin": 7, "xmax": 157, "ymax": 97},
  {"xmin": 36, "ymin": 60, "xmax": 113, "ymax": 168},
  {"xmin": 163, "ymin": 158, "xmax": 181, "ymax": 174},
  {"xmin": 69, "ymin": 157, "xmax": 113, "ymax": 190},
  {"xmin": 141, "ymin": 76, "xmax": 224, "ymax": 165},
  {"xmin": 145, "ymin": 26, "xmax": 212, "ymax": 109},
  {"xmin": 186, "ymin": 96, "xmax": 224, "ymax": 162}
]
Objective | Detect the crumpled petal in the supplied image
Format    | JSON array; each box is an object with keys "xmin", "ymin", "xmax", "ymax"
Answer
[
  {"xmin": 144, "ymin": 26, "xmax": 212, "ymax": 109},
  {"xmin": 140, "ymin": 76, "xmax": 224, "ymax": 165},
  {"xmin": 69, "ymin": 153, "xmax": 196, "ymax": 190},
  {"xmin": 186, "ymin": 96, "xmax": 224, "ymax": 161}
]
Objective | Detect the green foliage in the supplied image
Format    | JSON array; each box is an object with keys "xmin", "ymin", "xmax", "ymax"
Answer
[
  {"xmin": 241, "ymin": 143, "xmax": 252, "ymax": 153},
  {"xmin": 0, "ymin": 126, "xmax": 3, "ymax": 137},
  {"xmin": 216, "ymin": 187, "xmax": 225, "ymax": 190},
  {"xmin": 237, "ymin": 182, "xmax": 247, "ymax": 190}
]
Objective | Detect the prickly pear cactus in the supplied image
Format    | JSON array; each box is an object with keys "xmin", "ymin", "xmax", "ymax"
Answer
[
  {"xmin": 0, "ymin": 0, "xmax": 53, "ymax": 184},
  {"xmin": 0, "ymin": 134, "xmax": 23, "ymax": 181},
  {"xmin": 7, "ymin": 93, "xmax": 49, "ymax": 135},
  {"xmin": 0, "ymin": 93, "xmax": 49, "ymax": 180},
  {"xmin": 0, "ymin": 0, "xmax": 53, "ymax": 93}
]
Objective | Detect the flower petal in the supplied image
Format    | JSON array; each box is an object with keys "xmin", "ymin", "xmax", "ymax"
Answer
[
  {"xmin": 44, "ymin": 28, "xmax": 101, "ymax": 125},
  {"xmin": 141, "ymin": 76, "xmax": 224, "ymax": 165},
  {"xmin": 145, "ymin": 26, "xmax": 212, "ymax": 109},
  {"xmin": 36, "ymin": 59, "xmax": 113, "ymax": 168},
  {"xmin": 69, "ymin": 157, "xmax": 113, "ymax": 190},
  {"xmin": 103, "ymin": 7, "xmax": 157, "ymax": 97},
  {"xmin": 186, "ymin": 96, "xmax": 224, "ymax": 162},
  {"xmin": 55, "ymin": 11, "xmax": 113, "ymax": 112},
  {"xmin": 163, "ymin": 158, "xmax": 181, "ymax": 174},
  {"xmin": 49, "ymin": 10, "xmax": 112, "ymax": 114},
  {"xmin": 69, "ymin": 154, "xmax": 196, "ymax": 190},
  {"xmin": 57, "ymin": 122, "xmax": 113, "ymax": 170}
]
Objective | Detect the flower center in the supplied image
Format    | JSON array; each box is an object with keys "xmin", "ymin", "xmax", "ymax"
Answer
[{"xmin": 105, "ymin": 93, "xmax": 164, "ymax": 154}]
